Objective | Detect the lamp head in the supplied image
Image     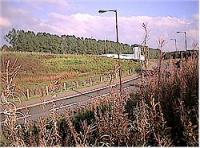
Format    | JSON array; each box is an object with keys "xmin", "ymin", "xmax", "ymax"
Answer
[
  {"xmin": 177, "ymin": 31, "xmax": 186, "ymax": 34},
  {"xmin": 98, "ymin": 10, "xmax": 107, "ymax": 13}
]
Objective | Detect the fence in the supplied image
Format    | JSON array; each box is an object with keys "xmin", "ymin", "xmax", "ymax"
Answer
[{"xmin": 21, "ymin": 68, "xmax": 136, "ymax": 101}]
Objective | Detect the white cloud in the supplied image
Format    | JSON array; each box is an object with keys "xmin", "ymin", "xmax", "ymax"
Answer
[
  {"xmin": 38, "ymin": 12, "xmax": 197, "ymax": 51},
  {"xmin": 0, "ymin": 17, "xmax": 11, "ymax": 28},
  {"xmin": 1, "ymin": 7, "xmax": 198, "ymax": 51}
]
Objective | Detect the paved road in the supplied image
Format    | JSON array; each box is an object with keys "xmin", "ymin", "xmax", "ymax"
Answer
[{"xmin": 1, "ymin": 76, "xmax": 141, "ymax": 124}]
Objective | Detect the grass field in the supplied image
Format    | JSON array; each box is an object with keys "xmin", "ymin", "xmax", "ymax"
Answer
[{"xmin": 1, "ymin": 51, "xmax": 140, "ymax": 91}]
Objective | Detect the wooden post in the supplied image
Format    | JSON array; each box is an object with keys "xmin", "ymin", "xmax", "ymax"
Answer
[
  {"xmin": 105, "ymin": 75, "xmax": 108, "ymax": 82},
  {"xmin": 46, "ymin": 86, "xmax": 49, "ymax": 95},
  {"xmin": 105, "ymin": 75, "xmax": 107, "ymax": 82},
  {"xmin": 26, "ymin": 89, "xmax": 30, "ymax": 99},
  {"xmin": 34, "ymin": 89, "xmax": 37, "ymax": 95},
  {"xmin": 102, "ymin": 76, "xmax": 104, "ymax": 82},
  {"xmin": 79, "ymin": 81, "xmax": 82, "ymax": 87},
  {"xmin": 100, "ymin": 76, "xmax": 102, "ymax": 82},
  {"xmin": 82, "ymin": 80, "xmax": 86, "ymax": 87},
  {"xmin": 75, "ymin": 81, "xmax": 79, "ymax": 88},
  {"xmin": 129, "ymin": 69, "xmax": 131, "ymax": 74},
  {"xmin": 63, "ymin": 82, "xmax": 67, "ymax": 90},
  {"xmin": 89, "ymin": 78, "xmax": 93, "ymax": 86},
  {"xmin": 115, "ymin": 72, "xmax": 117, "ymax": 79},
  {"xmin": 41, "ymin": 88, "xmax": 44, "ymax": 97},
  {"xmin": 71, "ymin": 82, "xmax": 74, "ymax": 89}
]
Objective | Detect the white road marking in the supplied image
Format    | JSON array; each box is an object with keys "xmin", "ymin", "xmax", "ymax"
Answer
[{"xmin": 15, "ymin": 75, "xmax": 140, "ymax": 111}]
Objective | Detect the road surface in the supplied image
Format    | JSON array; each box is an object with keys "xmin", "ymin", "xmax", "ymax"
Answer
[{"xmin": 1, "ymin": 76, "xmax": 141, "ymax": 124}]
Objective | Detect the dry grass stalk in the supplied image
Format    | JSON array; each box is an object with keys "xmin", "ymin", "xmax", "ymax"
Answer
[
  {"xmin": 141, "ymin": 22, "xmax": 150, "ymax": 69},
  {"xmin": 1, "ymin": 55, "xmax": 198, "ymax": 147},
  {"xmin": 1, "ymin": 60, "xmax": 22, "ymax": 103},
  {"xmin": 157, "ymin": 37, "xmax": 166, "ymax": 90},
  {"xmin": 1, "ymin": 59, "xmax": 27, "ymax": 146},
  {"xmin": 175, "ymin": 99, "xmax": 198, "ymax": 146}
]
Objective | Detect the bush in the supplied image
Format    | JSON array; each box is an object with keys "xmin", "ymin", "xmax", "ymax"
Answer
[{"xmin": 1, "ymin": 56, "xmax": 198, "ymax": 146}]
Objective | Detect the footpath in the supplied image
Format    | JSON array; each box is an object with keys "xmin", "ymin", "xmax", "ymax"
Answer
[
  {"xmin": 17, "ymin": 60, "xmax": 158, "ymax": 108},
  {"xmin": 17, "ymin": 73, "xmax": 138, "ymax": 108}
]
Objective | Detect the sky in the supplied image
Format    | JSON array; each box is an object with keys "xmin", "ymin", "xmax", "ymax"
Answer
[{"xmin": 0, "ymin": 0, "xmax": 199, "ymax": 51}]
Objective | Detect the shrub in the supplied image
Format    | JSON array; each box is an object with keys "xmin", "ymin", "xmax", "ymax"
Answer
[{"xmin": 1, "ymin": 56, "xmax": 198, "ymax": 146}]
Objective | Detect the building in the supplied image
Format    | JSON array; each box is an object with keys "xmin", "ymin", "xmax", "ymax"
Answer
[{"xmin": 100, "ymin": 46, "xmax": 145, "ymax": 61}]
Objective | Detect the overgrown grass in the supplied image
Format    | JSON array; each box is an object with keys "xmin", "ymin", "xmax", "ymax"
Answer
[
  {"xmin": 1, "ymin": 54, "xmax": 198, "ymax": 146},
  {"xmin": 0, "ymin": 51, "xmax": 140, "ymax": 91}
]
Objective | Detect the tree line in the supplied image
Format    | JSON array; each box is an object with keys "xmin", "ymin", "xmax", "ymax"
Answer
[{"xmin": 2, "ymin": 28, "xmax": 159, "ymax": 58}]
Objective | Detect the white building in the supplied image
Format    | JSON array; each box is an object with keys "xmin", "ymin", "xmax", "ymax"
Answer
[{"xmin": 100, "ymin": 47, "xmax": 145, "ymax": 61}]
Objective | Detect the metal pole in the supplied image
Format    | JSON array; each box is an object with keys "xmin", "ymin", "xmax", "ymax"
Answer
[
  {"xmin": 171, "ymin": 39, "xmax": 177, "ymax": 52},
  {"xmin": 177, "ymin": 32, "xmax": 187, "ymax": 51},
  {"xmin": 104, "ymin": 37, "xmax": 106, "ymax": 54},
  {"xmin": 99, "ymin": 9, "xmax": 122, "ymax": 96},
  {"xmin": 174, "ymin": 39, "xmax": 177, "ymax": 52},
  {"xmin": 115, "ymin": 10, "xmax": 119, "ymax": 43},
  {"xmin": 115, "ymin": 10, "xmax": 122, "ymax": 96},
  {"xmin": 184, "ymin": 32, "xmax": 187, "ymax": 51}
]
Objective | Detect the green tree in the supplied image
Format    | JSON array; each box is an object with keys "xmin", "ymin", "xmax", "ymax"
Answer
[{"xmin": 5, "ymin": 28, "xmax": 160, "ymax": 58}]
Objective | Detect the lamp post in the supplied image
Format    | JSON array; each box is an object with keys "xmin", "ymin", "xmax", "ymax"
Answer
[
  {"xmin": 170, "ymin": 38, "xmax": 178, "ymax": 52},
  {"xmin": 177, "ymin": 31, "xmax": 187, "ymax": 51},
  {"xmin": 98, "ymin": 9, "xmax": 122, "ymax": 96}
]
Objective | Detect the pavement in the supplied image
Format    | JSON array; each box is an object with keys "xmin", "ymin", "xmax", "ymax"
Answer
[
  {"xmin": 1, "ymin": 75, "xmax": 141, "ymax": 123},
  {"xmin": 1, "ymin": 60, "xmax": 158, "ymax": 123},
  {"xmin": 16, "ymin": 73, "xmax": 139, "ymax": 108}
]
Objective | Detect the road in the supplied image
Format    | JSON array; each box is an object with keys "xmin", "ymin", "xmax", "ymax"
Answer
[{"xmin": 1, "ymin": 75, "xmax": 141, "ymax": 124}]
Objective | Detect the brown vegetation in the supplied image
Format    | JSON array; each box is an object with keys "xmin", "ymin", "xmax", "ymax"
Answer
[{"xmin": 0, "ymin": 53, "xmax": 198, "ymax": 146}]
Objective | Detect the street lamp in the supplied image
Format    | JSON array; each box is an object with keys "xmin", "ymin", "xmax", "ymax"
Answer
[
  {"xmin": 170, "ymin": 38, "xmax": 178, "ymax": 52},
  {"xmin": 177, "ymin": 31, "xmax": 187, "ymax": 51},
  {"xmin": 98, "ymin": 10, "xmax": 119, "ymax": 43},
  {"xmin": 98, "ymin": 9, "xmax": 122, "ymax": 96}
]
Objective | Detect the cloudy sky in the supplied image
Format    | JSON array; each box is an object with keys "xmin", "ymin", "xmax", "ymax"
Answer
[{"xmin": 0, "ymin": 0, "xmax": 199, "ymax": 51}]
